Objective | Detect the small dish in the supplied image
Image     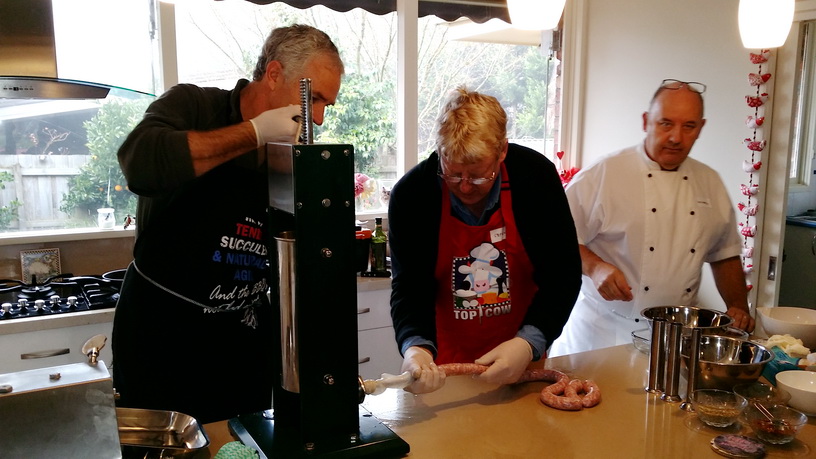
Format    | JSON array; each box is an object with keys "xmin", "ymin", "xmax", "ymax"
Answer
[
  {"xmin": 732, "ymin": 382, "xmax": 791, "ymax": 406},
  {"xmin": 691, "ymin": 389, "xmax": 748, "ymax": 428},
  {"xmin": 741, "ymin": 403, "xmax": 807, "ymax": 445}
]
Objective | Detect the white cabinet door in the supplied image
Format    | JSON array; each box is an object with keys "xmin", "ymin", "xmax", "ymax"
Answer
[
  {"xmin": 356, "ymin": 288, "xmax": 402, "ymax": 380},
  {"xmin": 357, "ymin": 289, "xmax": 392, "ymax": 331},
  {"xmin": 358, "ymin": 326, "xmax": 401, "ymax": 380},
  {"xmin": 0, "ymin": 322, "xmax": 113, "ymax": 373}
]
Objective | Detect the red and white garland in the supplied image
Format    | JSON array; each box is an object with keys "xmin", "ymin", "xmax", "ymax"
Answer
[{"xmin": 739, "ymin": 49, "xmax": 772, "ymax": 292}]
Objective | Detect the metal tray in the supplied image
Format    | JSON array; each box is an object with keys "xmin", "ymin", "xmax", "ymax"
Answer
[{"xmin": 117, "ymin": 407, "xmax": 209, "ymax": 458}]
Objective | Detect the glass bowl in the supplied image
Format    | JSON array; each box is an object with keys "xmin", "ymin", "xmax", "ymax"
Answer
[
  {"xmin": 691, "ymin": 389, "xmax": 748, "ymax": 428},
  {"xmin": 732, "ymin": 382, "xmax": 791, "ymax": 406},
  {"xmin": 741, "ymin": 403, "xmax": 808, "ymax": 445},
  {"xmin": 631, "ymin": 328, "xmax": 651, "ymax": 354}
]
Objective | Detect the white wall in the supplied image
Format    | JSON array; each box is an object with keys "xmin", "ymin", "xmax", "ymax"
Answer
[{"xmin": 569, "ymin": 0, "xmax": 780, "ymax": 311}]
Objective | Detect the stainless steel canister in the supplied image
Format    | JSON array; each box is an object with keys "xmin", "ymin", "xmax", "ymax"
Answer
[{"xmin": 276, "ymin": 231, "xmax": 299, "ymax": 393}]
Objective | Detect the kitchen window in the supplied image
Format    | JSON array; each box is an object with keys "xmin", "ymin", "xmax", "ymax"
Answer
[
  {"xmin": 0, "ymin": 0, "xmax": 563, "ymax": 239},
  {"xmin": 0, "ymin": 0, "xmax": 158, "ymax": 238},
  {"xmin": 174, "ymin": 0, "xmax": 562, "ymax": 216}
]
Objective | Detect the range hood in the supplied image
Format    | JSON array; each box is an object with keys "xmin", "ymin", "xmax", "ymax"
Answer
[{"xmin": 0, "ymin": 0, "xmax": 118, "ymax": 99}]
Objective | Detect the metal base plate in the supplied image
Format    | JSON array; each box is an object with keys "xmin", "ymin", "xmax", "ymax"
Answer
[{"xmin": 229, "ymin": 406, "xmax": 409, "ymax": 459}]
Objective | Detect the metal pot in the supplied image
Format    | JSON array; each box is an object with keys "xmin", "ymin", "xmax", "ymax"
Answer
[{"xmin": 641, "ymin": 305, "xmax": 733, "ymax": 335}]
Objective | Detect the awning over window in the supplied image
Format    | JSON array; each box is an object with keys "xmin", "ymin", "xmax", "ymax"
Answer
[{"xmin": 241, "ymin": 1, "xmax": 511, "ymax": 24}]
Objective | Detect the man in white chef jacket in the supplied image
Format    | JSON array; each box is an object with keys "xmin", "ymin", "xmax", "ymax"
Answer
[{"xmin": 549, "ymin": 79, "xmax": 755, "ymax": 356}]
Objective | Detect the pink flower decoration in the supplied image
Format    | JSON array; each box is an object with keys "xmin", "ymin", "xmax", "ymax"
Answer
[
  {"xmin": 559, "ymin": 167, "xmax": 580, "ymax": 188},
  {"xmin": 354, "ymin": 173, "xmax": 370, "ymax": 198}
]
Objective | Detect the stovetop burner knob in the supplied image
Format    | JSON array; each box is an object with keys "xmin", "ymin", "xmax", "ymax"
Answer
[
  {"xmin": 18, "ymin": 298, "xmax": 28, "ymax": 311},
  {"xmin": 34, "ymin": 299, "xmax": 45, "ymax": 312},
  {"xmin": 1, "ymin": 303, "xmax": 11, "ymax": 315},
  {"xmin": 50, "ymin": 295, "xmax": 61, "ymax": 309},
  {"xmin": 66, "ymin": 296, "xmax": 77, "ymax": 309}
]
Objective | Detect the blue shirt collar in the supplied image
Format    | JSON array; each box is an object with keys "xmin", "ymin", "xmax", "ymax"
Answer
[{"xmin": 445, "ymin": 170, "xmax": 503, "ymax": 226}]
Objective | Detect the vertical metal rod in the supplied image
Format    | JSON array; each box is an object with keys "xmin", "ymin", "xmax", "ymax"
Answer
[
  {"xmin": 646, "ymin": 318, "xmax": 666, "ymax": 393},
  {"xmin": 299, "ymin": 78, "xmax": 313, "ymax": 144},
  {"xmin": 661, "ymin": 322, "xmax": 683, "ymax": 402},
  {"xmin": 679, "ymin": 327, "xmax": 702, "ymax": 411}
]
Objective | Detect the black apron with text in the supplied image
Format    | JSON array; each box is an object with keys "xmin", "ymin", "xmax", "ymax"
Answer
[{"xmin": 112, "ymin": 159, "xmax": 274, "ymax": 424}]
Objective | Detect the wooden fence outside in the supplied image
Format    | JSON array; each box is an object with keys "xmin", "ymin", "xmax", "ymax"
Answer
[{"xmin": 0, "ymin": 155, "xmax": 88, "ymax": 230}]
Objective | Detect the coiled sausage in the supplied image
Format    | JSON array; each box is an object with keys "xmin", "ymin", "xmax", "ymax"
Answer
[{"xmin": 436, "ymin": 363, "xmax": 601, "ymax": 411}]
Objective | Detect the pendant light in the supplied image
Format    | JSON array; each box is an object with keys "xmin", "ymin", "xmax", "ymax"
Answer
[
  {"xmin": 507, "ymin": 0, "xmax": 567, "ymax": 31},
  {"xmin": 738, "ymin": 0, "xmax": 795, "ymax": 49}
]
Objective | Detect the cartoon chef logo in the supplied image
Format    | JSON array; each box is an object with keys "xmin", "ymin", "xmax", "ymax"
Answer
[{"xmin": 451, "ymin": 242, "xmax": 511, "ymax": 321}]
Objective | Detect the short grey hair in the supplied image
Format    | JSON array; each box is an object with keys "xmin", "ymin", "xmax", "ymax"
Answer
[
  {"xmin": 436, "ymin": 86, "xmax": 507, "ymax": 164},
  {"xmin": 252, "ymin": 24, "xmax": 344, "ymax": 81}
]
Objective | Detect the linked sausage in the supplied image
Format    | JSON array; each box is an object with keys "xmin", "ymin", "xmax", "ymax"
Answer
[
  {"xmin": 540, "ymin": 376, "xmax": 583, "ymax": 411},
  {"xmin": 436, "ymin": 363, "xmax": 601, "ymax": 411},
  {"xmin": 579, "ymin": 380, "xmax": 602, "ymax": 408},
  {"xmin": 437, "ymin": 363, "xmax": 489, "ymax": 376}
]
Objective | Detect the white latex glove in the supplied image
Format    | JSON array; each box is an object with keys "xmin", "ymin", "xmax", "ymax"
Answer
[
  {"xmin": 474, "ymin": 337, "xmax": 533, "ymax": 385},
  {"xmin": 249, "ymin": 104, "xmax": 301, "ymax": 147},
  {"xmin": 401, "ymin": 346, "xmax": 445, "ymax": 394}
]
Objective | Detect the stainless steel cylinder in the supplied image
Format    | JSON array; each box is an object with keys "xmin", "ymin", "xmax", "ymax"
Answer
[
  {"xmin": 646, "ymin": 318, "xmax": 667, "ymax": 393},
  {"xmin": 661, "ymin": 322, "xmax": 683, "ymax": 402},
  {"xmin": 680, "ymin": 327, "xmax": 702, "ymax": 411},
  {"xmin": 276, "ymin": 231, "xmax": 299, "ymax": 393}
]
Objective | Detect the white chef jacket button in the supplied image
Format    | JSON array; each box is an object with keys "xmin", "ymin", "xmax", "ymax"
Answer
[
  {"xmin": 690, "ymin": 211, "xmax": 695, "ymax": 215},
  {"xmin": 644, "ymin": 286, "xmax": 650, "ymax": 291},
  {"xmin": 683, "ymin": 176, "xmax": 688, "ymax": 180},
  {"xmin": 690, "ymin": 248, "xmax": 696, "ymax": 253},
  {"xmin": 686, "ymin": 288, "xmax": 692, "ymax": 293},
  {"xmin": 651, "ymin": 208, "xmax": 657, "ymax": 213},
  {"xmin": 648, "ymin": 173, "xmax": 653, "ymax": 178},
  {"xmin": 649, "ymin": 247, "xmax": 655, "ymax": 251}
]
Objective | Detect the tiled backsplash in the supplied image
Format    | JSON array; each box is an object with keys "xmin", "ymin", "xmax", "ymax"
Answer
[{"xmin": 0, "ymin": 237, "xmax": 134, "ymax": 280}]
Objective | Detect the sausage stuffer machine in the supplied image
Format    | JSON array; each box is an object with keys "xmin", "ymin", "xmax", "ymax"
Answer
[{"xmin": 228, "ymin": 79, "xmax": 410, "ymax": 458}]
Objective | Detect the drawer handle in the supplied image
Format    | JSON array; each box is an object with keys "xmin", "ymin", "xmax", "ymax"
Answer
[
  {"xmin": 358, "ymin": 357, "xmax": 371, "ymax": 364},
  {"xmin": 21, "ymin": 348, "xmax": 70, "ymax": 359},
  {"xmin": 357, "ymin": 308, "xmax": 371, "ymax": 315}
]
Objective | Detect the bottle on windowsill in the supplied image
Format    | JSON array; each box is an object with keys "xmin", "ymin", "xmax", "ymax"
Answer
[{"xmin": 363, "ymin": 217, "xmax": 390, "ymax": 278}]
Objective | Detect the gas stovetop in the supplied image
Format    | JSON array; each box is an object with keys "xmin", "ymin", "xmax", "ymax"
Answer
[{"xmin": 0, "ymin": 270, "xmax": 124, "ymax": 321}]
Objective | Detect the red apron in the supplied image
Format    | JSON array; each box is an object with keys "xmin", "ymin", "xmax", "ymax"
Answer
[{"xmin": 434, "ymin": 163, "xmax": 537, "ymax": 364}]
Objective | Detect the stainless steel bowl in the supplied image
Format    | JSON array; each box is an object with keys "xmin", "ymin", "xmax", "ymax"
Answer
[
  {"xmin": 680, "ymin": 335, "xmax": 773, "ymax": 390},
  {"xmin": 641, "ymin": 305, "xmax": 733, "ymax": 335}
]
